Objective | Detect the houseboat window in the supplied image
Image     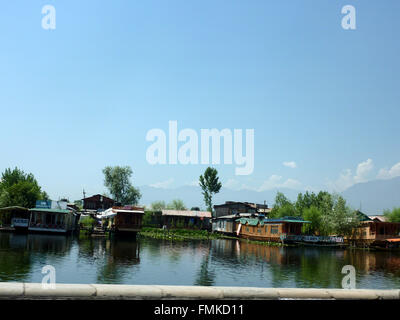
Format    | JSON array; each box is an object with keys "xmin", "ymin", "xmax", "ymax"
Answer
[
  {"xmin": 246, "ymin": 227, "xmax": 249, "ymax": 232},
  {"xmin": 271, "ymin": 226, "xmax": 279, "ymax": 234},
  {"xmin": 257, "ymin": 228, "xmax": 261, "ymax": 233}
]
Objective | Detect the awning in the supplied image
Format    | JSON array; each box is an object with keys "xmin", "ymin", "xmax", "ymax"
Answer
[{"xmin": 386, "ymin": 238, "xmax": 400, "ymax": 243}]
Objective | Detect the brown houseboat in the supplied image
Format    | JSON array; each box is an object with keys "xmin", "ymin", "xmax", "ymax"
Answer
[
  {"xmin": 100, "ymin": 206, "xmax": 144, "ymax": 236},
  {"xmin": 236, "ymin": 216, "xmax": 310, "ymax": 242}
]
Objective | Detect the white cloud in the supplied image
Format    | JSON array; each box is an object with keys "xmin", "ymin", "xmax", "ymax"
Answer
[
  {"xmin": 283, "ymin": 161, "xmax": 297, "ymax": 169},
  {"xmin": 281, "ymin": 178, "xmax": 302, "ymax": 189},
  {"xmin": 149, "ymin": 178, "xmax": 174, "ymax": 189},
  {"xmin": 187, "ymin": 180, "xmax": 199, "ymax": 187},
  {"xmin": 258, "ymin": 175, "xmax": 302, "ymax": 191},
  {"xmin": 223, "ymin": 178, "xmax": 243, "ymax": 191},
  {"xmin": 354, "ymin": 158, "xmax": 374, "ymax": 183},
  {"xmin": 377, "ymin": 161, "xmax": 400, "ymax": 180},
  {"xmin": 327, "ymin": 159, "xmax": 374, "ymax": 192}
]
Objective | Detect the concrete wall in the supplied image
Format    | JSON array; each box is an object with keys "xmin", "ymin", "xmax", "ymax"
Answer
[{"xmin": 0, "ymin": 283, "xmax": 399, "ymax": 300}]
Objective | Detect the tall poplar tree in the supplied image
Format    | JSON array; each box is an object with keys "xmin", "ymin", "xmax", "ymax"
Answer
[{"xmin": 199, "ymin": 167, "xmax": 222, "ymax": 216}]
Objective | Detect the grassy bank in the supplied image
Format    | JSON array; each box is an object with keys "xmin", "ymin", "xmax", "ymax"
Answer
[
  {"xmin": 139, "ymin": 227, "xmax": 234, "ymax": 241},
  {"xmin": 139, "ymin": 227, "xmax": 283, "ymax": 246}
]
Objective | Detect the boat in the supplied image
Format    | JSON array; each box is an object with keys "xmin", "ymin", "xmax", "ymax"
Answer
[{"xmin": 281, "ymin": 235, "xmax": 345, "ymax": 247}]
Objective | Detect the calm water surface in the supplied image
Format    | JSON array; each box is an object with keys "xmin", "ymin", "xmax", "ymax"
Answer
[{"xmin": 0, "ymin": 232, "xmax": 399, "ymax": 289}]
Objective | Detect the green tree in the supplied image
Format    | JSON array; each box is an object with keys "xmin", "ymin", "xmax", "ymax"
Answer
[
  {"xmin": 199, "ymin": 167, "xmax": 222, "ymax": 215},
  {"xmin": 270, "ymin": 192, "xmax": 297, "ymax": 218},
  {"xmin": 0, "ymin": 167, "xmax": 48, "ymax": 208},
  {"xmin": 167, "ymin": 199, "xmax": 187, "ymax": 210},
  {"xmin": 302, "ymin": 206, "xmax": 323, "ymax": 235},
  {"xmin": 102, "ymin": 166, "xmax": 141, "ymax": 205},
  {"xmin": 151, "ymin": 201, "xmax": 166, "ymax": 211},
  {"xmin": 383, "ymin": 207, "xmax": 400, "ymax": 223},
  {"xmin": 321, "ymin": 194, "xmax": 359, "ymax": 236}
]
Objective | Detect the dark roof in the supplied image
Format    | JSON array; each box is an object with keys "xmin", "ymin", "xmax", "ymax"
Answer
[
  {"xmin": 82, "ymin": 194, "xmax": 115, "ymax": 202},
  {"xmin": 356, "ymin": 210, "xmax": 372, "ymax": 221},
  {"xmin": 214, "ymin": 201, "xmax": 268, "ymax": 209}
]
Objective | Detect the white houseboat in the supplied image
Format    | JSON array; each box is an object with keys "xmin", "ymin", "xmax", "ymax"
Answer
[{"xmin": 28, "ymin": 200, "xmax": 78, "ymax": 234}]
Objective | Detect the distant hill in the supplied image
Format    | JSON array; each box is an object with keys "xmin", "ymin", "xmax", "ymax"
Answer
[
  {"xmin": 342, "ymin": 176, "xmax": 400, "ymax": 215},
  {"xmin": 138, "ymin": 176, "xmax": 400, "ymax": 214}
]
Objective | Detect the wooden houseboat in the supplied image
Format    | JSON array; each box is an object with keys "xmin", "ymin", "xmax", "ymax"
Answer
[
  {"xmin": 347, "ymin": 219, "xmax": 400, "ymax": 249},
  {"xmin": 161, "ymin": 210, "xmax": 211, "ymax": 230},
  {"xmin": 235, "ymin": 216, "xmax": 310, "ymax": 242},
  {"xmin": 100, "ymin": 206, "xmax": 144, "ymax": 236}
]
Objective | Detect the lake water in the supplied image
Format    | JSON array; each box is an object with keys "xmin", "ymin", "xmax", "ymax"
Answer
[{"xmin": 0, "ymin": 232, "xmax": 400, "ymax": 289}]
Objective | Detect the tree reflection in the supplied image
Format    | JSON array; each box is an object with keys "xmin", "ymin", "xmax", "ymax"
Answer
[
  {"xmin": 0, "ymin": 233, "xmax": 31, "ymax": 281},
  {"xmin": 194, "ymin": 242, "xmax": 215, "ymax": 286},
  {"xmin": 96, "ymin": 237, "xmax": 140, "ymax": 284}
]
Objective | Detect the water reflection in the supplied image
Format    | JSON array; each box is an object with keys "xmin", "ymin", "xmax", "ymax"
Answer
[{"xmin": 0, "ymin": 232, "xmax": 399, "ymax": 289}]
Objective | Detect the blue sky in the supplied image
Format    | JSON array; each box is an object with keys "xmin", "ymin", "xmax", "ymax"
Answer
[{"xmin": 0, "ymin": 0, "xmax": 399, "ymax": 202}]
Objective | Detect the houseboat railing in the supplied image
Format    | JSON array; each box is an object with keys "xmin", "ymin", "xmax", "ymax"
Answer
[
  {"xmin": 29, "ymin": 223, "xmax": 66, "ymax": 229},
  {"xmin": 281, "ymin": 235, "xmax": 344, "ymax": 243}
]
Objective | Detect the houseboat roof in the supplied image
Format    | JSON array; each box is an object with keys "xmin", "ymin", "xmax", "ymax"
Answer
[
  {"xmin": 98, "ymin": 207, "xmax": 145, "ymax": 219},
  {"xmin": 0, "ymin": 206, "xmax": 29, "ymax": 212},
  {"xmin": 236, "ymin": 216, "xmax": 310, "ymax": 226},
  {"xmin": 29, "ymin": 208, "xmax": 73, "ymax": 214},
  {"xmin": 265, "ymin": 216, "xmax": 311, "ymax": 223},
  {"xmin": 82, "ymin": 194, "xmax": 115, "ymax": 202},
  {"xmin": 161, "ymin": 210, "xmax": 212, "ymax": 218},
  {"xmin": 369, "ymin": 215, "xmax": 387, "ymax": 222},
  {"xmin": 215, "ymin": 213, "xmax": 255, "ymax": 220},
  {"xmin": 356, "ymin": 210, "xmax": 373, "ymax": 221}
]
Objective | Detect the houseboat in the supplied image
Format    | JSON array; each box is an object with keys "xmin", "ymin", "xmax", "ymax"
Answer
[
  {"xmin": 28, "ymin": 200, "xmax": 78, "ymax": 234},
  {"xmin": 100, "ymin": 206, "xmax": 144, "ymax": 237},
  {"xmin": 161, "ymin": 209, "xmax": 212, "ymax": 230},
  {"xmin": 212, "ymin": 213, "xmax": 255, "ymax": 236},
  {"xmin": 281, "ymin": 235, "xmax": 345, "ymax": 247},
  {"xmin": 347, "ymin": 212, "xmax": 400, "ymax": 249},
  {"xmin": 235, "ymin": 216, "xmax": 310, "ymax": 242},
  {"xmin": 0, "ymin": 206, "xmax": 30, "ymax": 232}
]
